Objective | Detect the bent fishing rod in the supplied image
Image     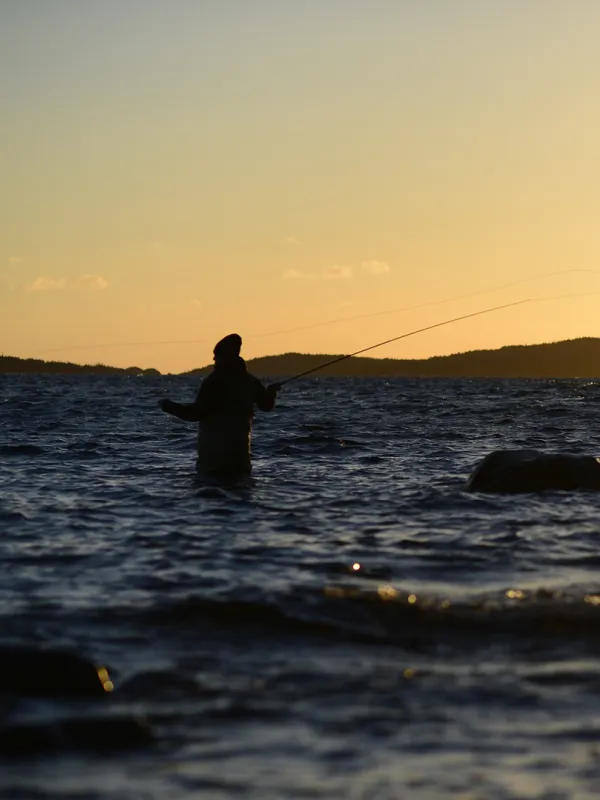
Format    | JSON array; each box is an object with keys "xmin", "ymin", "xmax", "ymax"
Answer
[{"xmin": 278, "ymin": 298, "xmax": 531, "ymax": 386}]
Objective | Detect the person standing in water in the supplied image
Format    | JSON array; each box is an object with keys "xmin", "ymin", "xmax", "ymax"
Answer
[{"xmin": 158, "ymin": 333, "xmax": 280, "ymax": 475}]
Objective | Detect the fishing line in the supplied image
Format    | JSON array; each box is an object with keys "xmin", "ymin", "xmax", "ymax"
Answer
[
  {"xmin": 279, "ymin": 288, "xmax": 600, "ymax": 384},
  {"xmin": 280, "ymin": 288, "xmax": 600, "ymax": 384},
  {"xmin": 250, "ymin": 270, "xmax": 600, "ymax": 341},
  {"xmin": 38, "ymin": 269, "xmax": 600, "ymax": 355},
  {"xmin": 279, "ymin": 299, "xmax": 532, "ymax": 385}
]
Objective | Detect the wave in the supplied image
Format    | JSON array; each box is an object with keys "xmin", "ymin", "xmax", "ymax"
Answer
[{"xmin": 95, "ymin": 586, "xmax": 600, "ymax": 649}]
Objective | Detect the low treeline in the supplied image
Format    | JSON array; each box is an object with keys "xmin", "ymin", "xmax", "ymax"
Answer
[
  {"xmin": 4, "ymin": 337, "xmax": 600, "ymax": 378},
  {"xmin": 187, "ymin": 338, "xmax": 600, "ymax": 379},
  {"xmin": 0, "ymin": 356, "xmax": 159, "ymax": 376}
]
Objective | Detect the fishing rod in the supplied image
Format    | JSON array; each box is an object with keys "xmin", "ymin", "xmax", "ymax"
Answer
[{"xmin": 279, "ymin": 298, "xmax": 531, "ymax": 386}]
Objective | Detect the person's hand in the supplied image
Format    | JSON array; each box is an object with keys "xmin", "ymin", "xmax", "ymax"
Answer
[{"xmin": 267, "ymin": 383, "xmax": 282, "ymax": 394}]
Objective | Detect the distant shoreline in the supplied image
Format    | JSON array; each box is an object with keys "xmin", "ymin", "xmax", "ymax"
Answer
[
  {"xmin": 3, "ymin": 337, "xmax": 600, "ymax": 379},
  {"xmin": 0, "ymin": 356, "xmax": 161, "ymax": 377}
]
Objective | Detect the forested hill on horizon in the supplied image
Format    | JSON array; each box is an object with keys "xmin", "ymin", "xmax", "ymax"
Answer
[
  {"xmin": 3, "ymin": 338, "xmax": 600, "ymax": 378},
  {"xmin": 191, "ymin": 337, "xmax": 600, "ymax": 378},
  {"xmin": 0, "ymin": 356, "xmax": 160, "ymax": 376}
]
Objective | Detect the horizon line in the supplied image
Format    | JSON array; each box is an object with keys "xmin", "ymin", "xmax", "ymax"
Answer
[{"xmin": 2, "ymin": 335, "xmax": 600, "ymax": 375}]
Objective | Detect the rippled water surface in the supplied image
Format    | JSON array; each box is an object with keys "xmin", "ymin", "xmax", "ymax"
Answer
[{"xmin": 3, "ymin": 374, "xmax": 600, "ymax": 799}]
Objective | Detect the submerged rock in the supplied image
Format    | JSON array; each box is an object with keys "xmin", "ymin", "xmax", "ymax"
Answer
[
  {"xmin": 466, "ymin": 449, "xmax": 600, "ymax": 493},
  {"xmin": 0, "ymin": 647, "xmax": 112, "ymax": 698},
  {"xmin": 0, "ymin": 716, "xmax": 153, "ymax": 755},
  {"xmin": 0, "ymin": 647, "xmax": 154, "ymax": 756}
]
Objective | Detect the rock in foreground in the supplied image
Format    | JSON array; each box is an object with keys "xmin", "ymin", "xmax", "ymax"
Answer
[
  {"xmin": 0, "ymin": 647, "xmax": 112, "ymax": 698},
  {"xmin": 466, "ymin": 450, "xmax": 600, "ymax": 493}
]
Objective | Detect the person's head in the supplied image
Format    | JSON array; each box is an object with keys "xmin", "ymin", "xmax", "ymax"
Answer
[{"xmin": 213, "ymin": 333, "xmax": 242, "ymax": 365}]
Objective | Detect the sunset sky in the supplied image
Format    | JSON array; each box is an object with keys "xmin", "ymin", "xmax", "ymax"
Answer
[{"xmin": 2, "ymin": 1, "xmax": 600, "ymax": 373}]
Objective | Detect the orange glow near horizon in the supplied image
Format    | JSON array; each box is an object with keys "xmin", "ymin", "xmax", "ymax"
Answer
[{"xmin": 2, "ymin": 3, "xmax": 600, "ymax": 374}]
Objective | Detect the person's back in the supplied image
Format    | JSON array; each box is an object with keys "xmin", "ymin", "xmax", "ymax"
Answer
[
  {"xmin": 159, "ymin": 333, "xmax": 279, "ymax": 476},
  {"xmin": 195, "ymin": 351, "xmax": 276, "ymax": 474}
]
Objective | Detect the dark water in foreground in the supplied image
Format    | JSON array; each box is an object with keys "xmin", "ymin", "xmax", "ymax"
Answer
[{"xmin": 3, "ymin": 375, "xmax": 600, "ymax": 799}]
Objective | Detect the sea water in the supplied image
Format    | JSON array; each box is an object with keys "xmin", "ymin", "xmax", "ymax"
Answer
[{"xmin": 3, "ymin": 374, "xmax": 600, "ymax": 799}]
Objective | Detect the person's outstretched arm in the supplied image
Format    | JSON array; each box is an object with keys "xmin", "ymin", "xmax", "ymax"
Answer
[
  {"xmin": 158, "ymin": 377, "xmax": 213, "ymax": 421},
  {"xmin": 158, "ymin": 398, "xmax": 202, "ymax": 421}
]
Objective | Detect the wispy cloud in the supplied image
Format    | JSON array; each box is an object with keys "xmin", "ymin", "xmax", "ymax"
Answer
[
  {"xmin": 333, "ymin": 300, "xmax": 355, "ymax": 309},
  {"xmin": 324, "ymin": 265, "xmax": 353, "ymax": 280},
  {"xmin": 283, "ymin": 265, "xmax": 354, "ymax": 281},
  {"xmin": 362, "ymin": 260, "xmax": 390, "ymax": 275},
  {"xmin": 78, "ymin": 274, "xmax": 109, "ymax": 290},
  {"xmin": 283, "ymin": 236, "xmax": 301, "ymax": 246},
  {"xmin": 283, "ymin": 269, "xmax": 314, "ymax": 280},
  {"xmin": 284, "ymin": 263, "xmax": 388, "ymax": 282},
  {"xmin": 8, "ymin": 256, "xmax": 24, "ymax": 265},
  {"xmin": 29, "ymin": 276, "xmax": 66, "ymax": 292},
  {"xmin": 190, "ymin": 298, "xmax": 203, "ymax": 308},
  {"xmin": 27, "ymin": 274, "xmax": 109, "ymax": 292}
]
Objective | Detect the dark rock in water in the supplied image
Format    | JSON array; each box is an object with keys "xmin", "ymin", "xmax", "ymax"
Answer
[
  {"xmin": 0, "ymin": 716, "xmax": 153, "ymax": 755},
  {"xmin": 0, "ymin": 647, "xmax": 112, "ymax": 698},
  {"xmin": 0, "ymin": 648, "xmax": 154, "ymax": 756},
  {"xmin": 466, "ymin": 449, "xmax": 600, "ymax": 493},
  {"xmin": 0, "ymin": 723, "xmax": 58, "ymax": 755},
  {"xmin": 473, "ymin": 449, "xmax": 600, "ymax": 493},
  {"xmin": 61, "ymin": 715, "xmax": 153, "ymax": 749}
]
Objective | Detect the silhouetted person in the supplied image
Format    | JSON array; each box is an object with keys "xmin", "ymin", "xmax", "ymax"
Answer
[{"xmin": 159, "ymin": 333, "xmax": 280, "ymax": 475}]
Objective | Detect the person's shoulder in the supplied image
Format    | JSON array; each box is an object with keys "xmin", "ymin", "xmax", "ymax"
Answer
[{"xmin": 198, "ymin": 370, "xmax": 217, "ymax": 392}]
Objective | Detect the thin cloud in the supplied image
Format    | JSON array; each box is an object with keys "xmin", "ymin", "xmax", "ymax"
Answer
[
  {"xmin": 9, "ymin": 256, "xmax": 24, "ymax": 264},
  {"xmin": 78, "ymin": 274, "xmax": 109, "ymax": 290},
  {"xmin": 28, "ymin": 274, "xmax": 109, "ymax": 291},
  {"xmin": 333, "ymin": 300, "xmax": 355, "ymax": 309},
  {"xmin": 362, "ymin": 260, "xmax": 390, "ymax": 275},
  {"xmin": 29, "ymin": 276, "xmax": 66, "ymax": 292},
  {"xmin": 324, "ymin": 265, "xmax": 353, "ymax": 280},
  {"xmin": 283, "ymin": 236, "xmax": 301, "ymax": 246},
  {"xmin": 190, "ymin": 298, "xmax": 203, "ymax": 308},
  {"xmin": 283, "ymin": 269, "xmax": 314, "ymax": 280},
  {"xmin": 283, "ymin": 265, "xmax": 353, "ymax": 281}
]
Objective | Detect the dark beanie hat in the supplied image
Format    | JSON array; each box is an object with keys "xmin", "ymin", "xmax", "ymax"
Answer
[{"xmin": 213, "ymin": 333, "xmax": 242, "ymax": 357}]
